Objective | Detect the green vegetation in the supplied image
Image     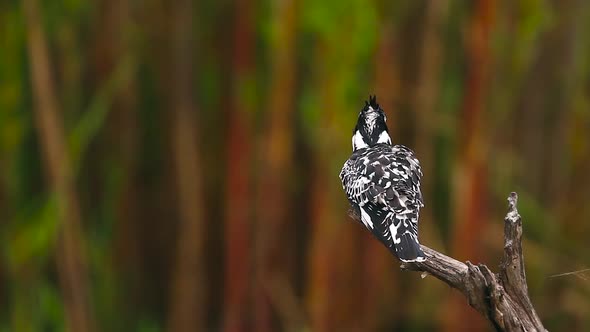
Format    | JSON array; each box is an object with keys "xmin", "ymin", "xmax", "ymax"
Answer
[{"xmin": 1, "ymin": 0, "xmax": 590, "ymax": 331}]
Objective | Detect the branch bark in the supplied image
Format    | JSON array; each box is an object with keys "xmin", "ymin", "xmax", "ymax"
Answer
[
  {"xmin": 355, "ymin": 192, "xmax": 546, "ymax": 331},
  {"xmin": 408, "ymin": 193, "xmax": 544, "ymax": 331}
]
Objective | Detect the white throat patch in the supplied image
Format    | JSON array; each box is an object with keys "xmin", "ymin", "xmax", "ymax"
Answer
[
  {"xmin": 377, "ymin": 130, "xmax": 392, "ymax": 145},
  {"xmin": 352, "ymin": 130, "xmax": 368, "ymax": 150}
]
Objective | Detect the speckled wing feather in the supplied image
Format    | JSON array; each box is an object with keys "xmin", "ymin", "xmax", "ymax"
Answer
[{"xmin": 340, "ymin": 144, "xmax": 425, "ymax": 262}]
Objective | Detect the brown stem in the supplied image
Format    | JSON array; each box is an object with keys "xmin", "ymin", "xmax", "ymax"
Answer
[
  {"xmin": 22, "ymin": 0, "xmax": 94, "ymax": 331},
  {"xmin": 254, "ymin": 0, "xmax": 298, "ymax": 331},
  {"xmin": 223, "ymin": 0, "xmax": 255, "ymax": 330},
  {"xmin": 166, "ymin": 0, "xmax": 206, "ymax": 331}
]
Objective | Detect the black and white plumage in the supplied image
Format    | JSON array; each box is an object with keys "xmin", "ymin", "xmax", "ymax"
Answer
[{"xmin": 340, "ymin": 96, "xmax": 426, "ymax": 262}]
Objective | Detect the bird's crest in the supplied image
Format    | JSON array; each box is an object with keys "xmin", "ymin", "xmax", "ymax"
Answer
[{"xmin": 365, "ymin": 95, "xmax": 380, "ymax": 110}]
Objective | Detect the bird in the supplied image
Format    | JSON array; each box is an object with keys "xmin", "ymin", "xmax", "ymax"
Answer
[{"xmin": 339, "ymin": 95, "xmax": 426, "ymax": 262}]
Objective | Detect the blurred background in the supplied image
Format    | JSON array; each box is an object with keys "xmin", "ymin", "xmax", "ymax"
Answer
[{"xmin": 1, "ymin": 0, "xmax": 590, "ymax": 331}]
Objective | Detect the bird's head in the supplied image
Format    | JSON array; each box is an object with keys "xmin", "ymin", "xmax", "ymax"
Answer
[{"xmin": 352, "ymin": 95, "xmax": 392, "ymax": 151}]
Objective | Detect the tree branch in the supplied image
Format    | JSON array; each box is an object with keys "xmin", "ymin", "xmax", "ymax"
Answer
[
  {"xmin": 356, "ymin": 192, "xmax": 546, "ymax": 331},
  {"xmin": 406, "ymin": 193, "xmax": 545, "ymax": 331}
]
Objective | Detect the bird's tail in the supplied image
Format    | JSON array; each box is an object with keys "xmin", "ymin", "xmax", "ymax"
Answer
[
  {"xmin": 392, "ymin": 215, "xmax": 426, "ymax": 262},
  {"xmin": 395, "ymin": 233, "xmax": 426, "ymax": 262}
]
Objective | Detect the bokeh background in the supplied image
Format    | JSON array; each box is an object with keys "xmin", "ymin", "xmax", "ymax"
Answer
[{"xmin": 2, "ymin": 0, "xmax": 590, "ymax": 331}]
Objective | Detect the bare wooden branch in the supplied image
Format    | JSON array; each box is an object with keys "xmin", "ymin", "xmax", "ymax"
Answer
[
  {"xmin": 354, "ymin": 192, "xmax": 546, "ymax": 331},
  {"xmin": 406, "ymin": 193, "xmax": 545, "ymax": 331}
]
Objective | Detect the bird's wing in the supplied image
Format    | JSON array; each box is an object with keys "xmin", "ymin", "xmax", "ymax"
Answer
[
  {"xmin": 341, "ymin": 146, "xmax": 423, "ymax": 207},
  {"xmin": 388, "ymin": 144, "xmax": 424, "ymax": 207},
  {"xmin": 340, "ymin": 145, "xmax": 424, "ymax": 257},
  {"xmin": 383, "ymin": 145, "xmax": 425, "ymax": 261},
  {"xmin": 340, "ymin": 153, "xmax": 373, "ymax": 207}
]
